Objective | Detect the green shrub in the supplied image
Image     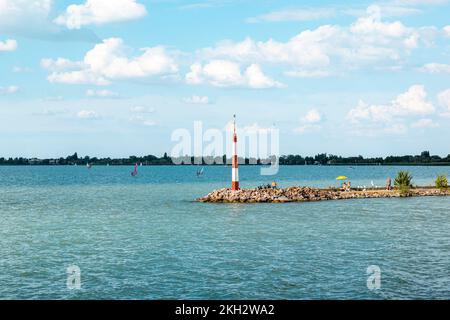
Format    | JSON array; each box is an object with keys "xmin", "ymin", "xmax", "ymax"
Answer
[
  {"xmin": 436, "ymin": 174, "xmax": 448, "ymax": 190},
  {"xmin": 394, "ymin": 171, "xmax": 413, "ymax": 196},
  {"xmin": 394, "ymin": 171, "xmax": 412, "ymax": 188}
]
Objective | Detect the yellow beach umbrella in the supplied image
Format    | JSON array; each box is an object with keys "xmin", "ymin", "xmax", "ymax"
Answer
[{"xmin": 336, "ymin": 176, "xmax": 348, "ymax": 180}]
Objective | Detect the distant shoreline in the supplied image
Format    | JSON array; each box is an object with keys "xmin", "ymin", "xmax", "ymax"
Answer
[
  {"xmin": 1, "ymin": 151, "xmax": 449, "ymax": 166},
  {"xmin": 1, "ymin": 163, "xmax": 450, "ymax": 167}
]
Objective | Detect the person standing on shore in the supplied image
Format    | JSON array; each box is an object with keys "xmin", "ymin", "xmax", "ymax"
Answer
[{"xmin": 386, "ymin": 177, "xmax": 392, "ymax": 190}]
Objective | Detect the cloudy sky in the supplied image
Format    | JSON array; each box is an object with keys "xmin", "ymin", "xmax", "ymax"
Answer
[{"xmin": 0, "ymin": 0, "xmax": 449, "ymax": 158}]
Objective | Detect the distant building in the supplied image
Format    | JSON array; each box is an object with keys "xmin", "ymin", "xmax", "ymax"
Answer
[{"xmin": 28, "ymin": 158, "xmax": 42, "ymax": 165}]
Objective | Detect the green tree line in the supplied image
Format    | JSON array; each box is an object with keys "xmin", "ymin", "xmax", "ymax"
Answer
[{"xmin": 1, "ymin": 151, "xmax": 449, "ymax": 166}]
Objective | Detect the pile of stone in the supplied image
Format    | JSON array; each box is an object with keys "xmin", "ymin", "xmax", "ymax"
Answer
[{"xmin": 197, "ymin": 186, "xmax": 450, "ymax": 203}]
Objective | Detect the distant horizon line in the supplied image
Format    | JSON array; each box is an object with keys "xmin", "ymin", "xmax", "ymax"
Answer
[
  {"xmin": 1, "ymin": 151, "xmax": 449, "ymax": 166},
  {"xmin": 1, "ymin": 150, "xmax": 450, "ymax": 159}
]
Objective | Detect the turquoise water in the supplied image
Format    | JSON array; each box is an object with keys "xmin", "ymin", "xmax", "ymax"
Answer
[{"xmin": 0, "ymin": 165, "xmax": 449, "ymax": 299}]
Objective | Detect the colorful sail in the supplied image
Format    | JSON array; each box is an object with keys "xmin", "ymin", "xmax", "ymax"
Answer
[{"xmin": 131, "ymin": 163, "xmax": 138, "ymax": 177}]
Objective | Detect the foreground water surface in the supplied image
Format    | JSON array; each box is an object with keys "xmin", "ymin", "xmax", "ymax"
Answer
[{"xmin": 0, "ymin": 165, "xmax": 449, "ymax": 299}]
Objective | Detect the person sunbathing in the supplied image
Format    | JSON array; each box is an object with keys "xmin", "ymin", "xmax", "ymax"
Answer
[{"xmin": 341, "ymin": 182, "xmax": 351, "ymax": 191}]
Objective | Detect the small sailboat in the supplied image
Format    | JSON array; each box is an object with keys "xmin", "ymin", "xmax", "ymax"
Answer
[
  {"xmin": 196, "ymin": 167, "xmax": 204, "ymax": 177},
  {"xmin": 131, "ymin": 163, "xmax": 138, "ymax": 177},
  {"xmin": 87, "ymin": 163, "xmax": 92, "ymax": 169}
]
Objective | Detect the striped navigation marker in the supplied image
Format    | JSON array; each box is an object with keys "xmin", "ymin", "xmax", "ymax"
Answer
[{"xmin": 231, "ymin": 114, "xmax": 239, "ymax": 191}]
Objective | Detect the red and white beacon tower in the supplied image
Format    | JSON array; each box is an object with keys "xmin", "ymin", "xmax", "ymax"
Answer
[{"xmin": 231, "ymin": 114, "xmax": 239, "ymax": 191}]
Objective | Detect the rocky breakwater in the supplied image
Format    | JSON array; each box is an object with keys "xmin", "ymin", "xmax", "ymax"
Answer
[{"xmin": 197, "ymin": 187, "xmax": 450, "ymax": 203}]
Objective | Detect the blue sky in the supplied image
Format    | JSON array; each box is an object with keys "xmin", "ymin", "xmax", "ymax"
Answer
[{"xmin": 0, "ymin": 0, "xmax": 449, "ymax": 158}]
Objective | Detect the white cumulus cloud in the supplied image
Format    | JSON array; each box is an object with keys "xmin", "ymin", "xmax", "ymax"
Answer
[
  {"xmin": 41, "ymin": 58, "xmax": 84, "ymax": 71},
  {"xmin": 411, "ymin": 118, "xmax": 439, "ymax": 128},
  {"xmin": 55, "ymin": 0, "xmax": 147, "ymax": 29},
  {"xmin": 43, "ymin": 38, "xmax": 178, "ymax": 85},
  {"xmin": 183, "ymin": 95, "xmax": 210, "ymax": 104},
  {"xmin": 443, "ymin": 25, "xmax": 450, "ymax": 37},
  {"xmin": 295, "ymin": 109, "xmax": 323, "ymax": 133},
  {"xmin": 0, "ymin": 39, "xmax": 17, "ymax": 51},
  {"xmin": 347, "ymin": 85, "xmax": 435, "ymax": 124},
  {"xmin": 48, "ymin": 70, "xmax": 110, "ymax": 86},
  {"xmin": 130, "ymin": 106, "xmax": 155, "ymax": 113},
  {"xmin": 393, "ymin": 85, "xmax": 435, "ymax": 115},
  {"xmin": 186, "ymin": 60, "xmax": 283, "ymax": 89},
  {"xmin": 294, "ymin": 124, "xmax": 322, "ymax": 134},
  {"xmin": 0, "ymin": 0, "xmax": 98, "ymax": 42},
  {"xmin": 86, "ymin": 89, "xmax": 119, "ymax": 98},
  {"xmin": 12, "ymin": 66, "xmax": 32, "ymax": 73},
  {"xmin": 438, "ymin": 88, "xmax": 450, "ymax": 115},
  {"xmin": 0, "ymin": 0, "xmax": 52, "ymax": 28},
  {"xmin": 129, "ymin": 115, "xmax": 156, "ymax": 126},
  {"xmin": 302, "ymin": 109, "xmax": 322, "ymax": 123},
  {"xmin": 247, "ymin": 8, "xmax": 335, "ymax": 23},
  {"xmin": 420, "ymin": 63, "xmax": 450, "ymax": 74},
  {"xmin": 0, "ymin": 85, "xmax": 19, "ymax": 94},
  {"xmin": 198, "ymin": 5, "xmax": 431, "ymax": 77},
  {"xmin": 77, "ymin": 110, "xmax": 99, "ymax": 119}
]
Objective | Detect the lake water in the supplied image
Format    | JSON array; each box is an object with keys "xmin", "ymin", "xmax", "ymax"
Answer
[{"xmin": 0, "ymin": 165, "xmax": 449, "ymax": 299}]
